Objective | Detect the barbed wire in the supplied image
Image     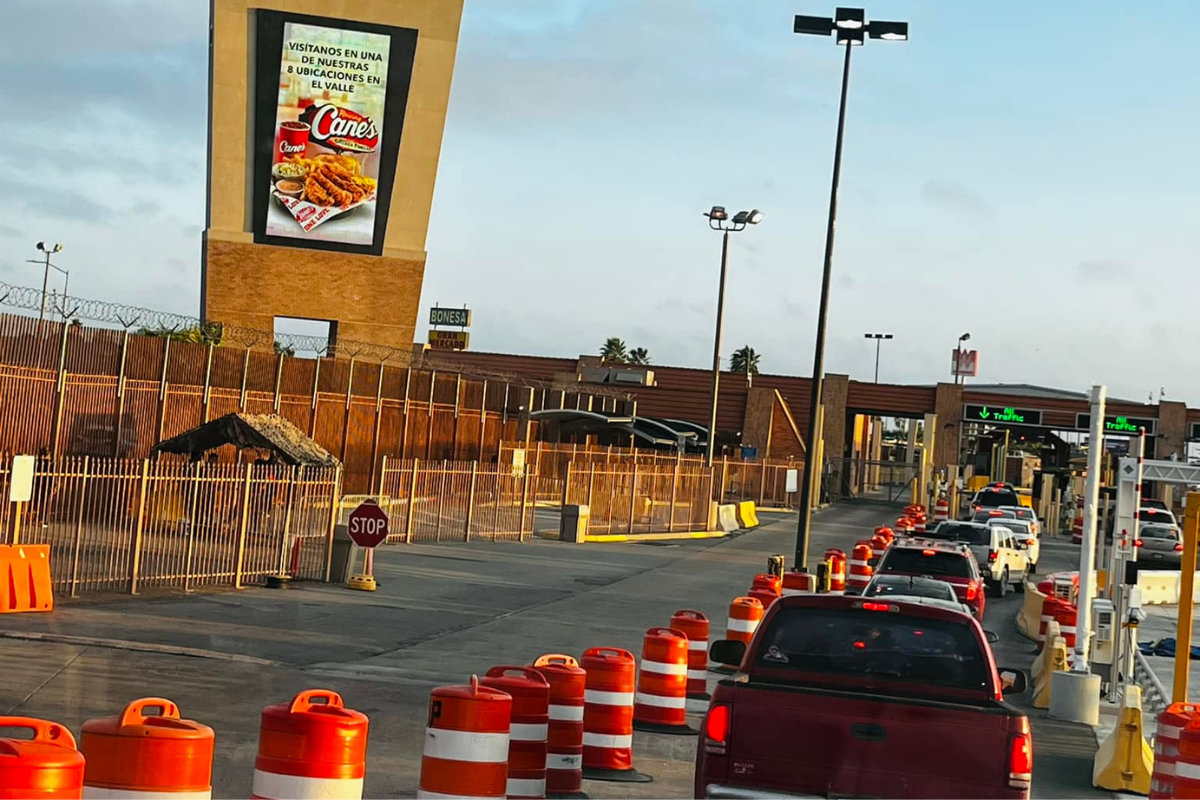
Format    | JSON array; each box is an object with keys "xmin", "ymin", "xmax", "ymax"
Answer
[{"xmin": 0, "ymin": 279, "xmax": 634, "ymax": 399}]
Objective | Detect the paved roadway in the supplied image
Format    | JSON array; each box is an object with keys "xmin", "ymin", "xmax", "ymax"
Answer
[{"xmin": 0, "ymin": 499, "xmax": 1106, "ymax": 798}]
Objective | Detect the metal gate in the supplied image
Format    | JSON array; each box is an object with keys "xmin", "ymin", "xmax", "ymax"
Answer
[{"xmin": 826, "ymin": 457, "xmax": 917, "ymax": 503}]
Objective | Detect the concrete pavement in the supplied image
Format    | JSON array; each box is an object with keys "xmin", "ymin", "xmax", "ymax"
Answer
[{"xmin": 0, "ymin": 499, "xmax": 1105, "ymax": 798}]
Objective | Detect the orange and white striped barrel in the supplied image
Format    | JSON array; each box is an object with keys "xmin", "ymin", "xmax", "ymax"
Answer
[
  {"xmin": 1152, "ymin": 703, "xmax": 1200, "ymax": 798},
  {"xmin": 934, "ymin": 498, "xmax": 949, "ymax": 523},
  {"xmin": 747, "ymin": 582, "xmax": 780, "ymax": 610},
  {"xmin": 1038, "ymin": 597, "xmax": 1063, "ymax": 652},
  {"xmin": 1175, "ymin": 716, "xmax": 1200, "ymax": 799},
  {"xmin": 904, "ymin": 504, "xmax": 925, "ymax": 517},
  {"xmin": 419, "ymin": 676, "xmax": 512, "ymax": 799},
  {"xmin": 252, "ymin": 690, "xmax": 367, "ymax": 800},
  {"xmin": 670, "ymin": 610, "xmax": 710, "ymax": 699},
  {"xmin": 1072, "ymin": 514, "xmax": 1084, "ymax": 543},
  {"xmin": 894, "ymin": 516, "xmax": 915, "ymax": 535},
  {"xmin": 580, "ymin": 647, "xmax": 649, "ymax": 783},
  {"xmin": 781, "ymin": 570, "xmax": 816, "ymax": 596},
  {"xmin": 873, "ymin": 525, "xmax": 894, "ymax": 543},
  {"xmin": 82, "ymin": 698, "xmax": 213, "ymax": 799},
  {"xmin": 632, "ymin": 628, "xmax": 693, "ymax": 734},
  {"xmin": 531, "ymin": 655, "xmax": 586, "ymax": 798},
  {"xmin": 823, "ymin": 549, "xmax": 847, "ymax": 593},
  {"xmin": 868, "ymin": 534, "xmax": 889, "ymax": 565},
  {"xmin": 750, "ymin": 573, "xmax": 782, "ymax": 595},
  {"xmin": 847, "ymin": 542, "xmax": 873, "ymax": 592},
  {"xmin": 1051, "ymin": 602, "xmax": 1077, "ymax": 650},
  {"xmin": 0, "ymin": 716, "xmax": 85, "ymax": 800},
  {"xmin": 481, "ymin": 667, "xmax": 549, "ymax": 799},
  {"xmin": 725, "ymin": 597, "xmax": 764, "ymax": 647},
  {"xmin": 913, "ymin": 514, "xmax": 927, "ymax": 534}
]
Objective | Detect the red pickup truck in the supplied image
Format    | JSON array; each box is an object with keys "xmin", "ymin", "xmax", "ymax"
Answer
[{"xmin": 694, "ymin": 594, "xmax": 1032, "ymax": 799}]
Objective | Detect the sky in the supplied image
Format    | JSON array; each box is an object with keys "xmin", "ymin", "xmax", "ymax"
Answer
[{"xmin": 1, "ymin": 0, "xmax": 1198, "ymax": 405}]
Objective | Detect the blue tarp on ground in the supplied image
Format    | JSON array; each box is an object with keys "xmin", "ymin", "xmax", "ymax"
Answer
[{"xmin": 1139, "ymin": 637, "xmax": 1200, "ymax": 658}]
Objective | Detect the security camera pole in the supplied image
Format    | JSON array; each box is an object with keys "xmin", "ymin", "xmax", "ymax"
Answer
[{"xmin": 30, "ymin": 242, "xmax": 64, "ymax": 323}]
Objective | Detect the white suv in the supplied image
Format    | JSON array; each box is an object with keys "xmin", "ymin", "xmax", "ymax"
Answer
[{"xmin": 935, "ymin": 521, "xmax": 1028, "ymax": 597}]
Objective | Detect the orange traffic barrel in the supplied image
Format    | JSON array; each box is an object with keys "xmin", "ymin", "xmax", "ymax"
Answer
[
  {"xmin": 1153, "ymin": 703, "xmax": 1200, "ymax": 799},
  {"xmin": 0, "ymin": 717, "xmax": 85, "ymax": 800},
  {"xmin": 904, "ymin": 504, "xmax": 925, "ymax": 517},
  {"xmin": 750, "ymin": 573, "xmax": 782, "ymax": 595},
  {"xmin": 670, "ymin": 610, "xmax": 710, "ymax": 700},
  {"xmin": 419, "ymin": 676, "xmax": 512, "ymax": 799},
  {"xmin": 724, "ymin": 597, "xmax": 764, "ymax": 648},
  {"xmin": 933, "ymin": 498, "xmax": 950, "ymax": 523},
  {"xmin": 781, "ymin": 570, "xmax": 815, "ymax": 596},
  {"xmin": 252, "ymin": 690, "xmax": 368, "ymax": 800},
  {"xmin": 823, "ymin": 549, "xmax": 847, "ymax": 593},
  {"xmin": 1038, "ymin": 596, "xmax": 1064, "ymax": 652},
  {"xmin": 746, "ymin": 578, "xmax": 780, "ymax": 610},
  {"xmin": 873, "ymin": 525, "xmax": 894, "ymax": 539},
  {"xmin": 1176, "ymin": 715, "xmax": 1200, "ymax": 799},
  {"xmin": 632, "ymin": 628, "xmax": 695, "ymax": 735},
  {"xmin": 580, "ymin": 647, "xmax": 650, "ymax": 783},
  {"xmin": 531, "ymin": 655, "xmax": 586, "ymax": 799},
  {"xmin": 482, "ymin": 666, "xmax": 549, "ymax": 800},
  {"xmin": 81, "ymin": 698, "xmax": 214, "ymax": 799},
  {"xmin": 847, "ymin": 542, "xmax": 874, "ymax": 592},
  {"xmin": 869, "ymin": 534, "xmax": 889, "ymax": 563},
  {"xmin": 894, "ymin": 516, "xmax": 915, "ymax": 534},
  {"xmin": 1051, "ymin": 602, "xmax": 1078, "ymax": 651}
]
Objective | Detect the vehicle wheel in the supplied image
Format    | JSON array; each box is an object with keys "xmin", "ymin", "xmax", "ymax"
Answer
[
  {"xmin": 1029, "ymin": 560, "xmax": 1037, "ymax": 574},
  {"xmin": 1001, "ymin": 568, "xmax": 1010, "ymax": 597},
  {"xmin": 987, "ymin": 578, "xmax": 1002, "ymax": 599}
]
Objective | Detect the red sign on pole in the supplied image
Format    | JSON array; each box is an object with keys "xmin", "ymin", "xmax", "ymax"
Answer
[{"xmin": 347, "ymin": 500, "xmax": 389, "ymax": 548}]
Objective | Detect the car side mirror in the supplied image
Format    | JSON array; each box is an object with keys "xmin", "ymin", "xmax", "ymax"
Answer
[
  {"xmin": 998, "ymin": 668, "xmax": 1028, "ymax": 695},
  {"xmin": 710, "ymin": 639, "xmax": 747, "ymax": 667},
  {"xmin": 984, "ymin": 630, "xmax": 1000, "ymax": 644}
]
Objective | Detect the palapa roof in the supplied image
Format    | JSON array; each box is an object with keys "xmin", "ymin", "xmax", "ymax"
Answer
[{"xmin": 152, "ymin": 413, "xmax": 340, "ymax": 467}]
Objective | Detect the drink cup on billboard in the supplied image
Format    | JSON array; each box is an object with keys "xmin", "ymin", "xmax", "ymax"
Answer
[{"xmin": 275, "ymin": 121, "xmax": 310, "ymax": 163}]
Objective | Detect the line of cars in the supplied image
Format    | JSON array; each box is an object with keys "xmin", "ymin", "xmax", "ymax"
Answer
[{"xmin": 694, "ymin": 508, "xmax": 1039, "ymax": 798}]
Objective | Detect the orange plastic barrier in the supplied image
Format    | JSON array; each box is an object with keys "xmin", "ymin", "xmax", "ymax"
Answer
[
  {"xmin": 1038, "ymin": 597, "xmax": 1065, "ymax": 652},
  {"xmin": 0, "ymin": 716, "xmax": 85, "ymax": 800},
  {"xmin": 531, "ymin": 655, "xmax": 586, "ymax": 798},
  {"xmin": 904, "ymin": 504, "xmax": 925, "ymax": 517},
  {"xmin": 251, "ymin": 690, "xmax": 368, "ymax": 800},
  {"xmin": 1152, "ymin": 703, "xmax": 1200, "ymax": 799},
  {"xmin": 1175, "ymin": 716, "xmax": 1200, "ymax": 798},
  {"xmin": 747, "ymin": 574, "xmax": 780, "ymax": 610},
  {"xmin": 481, "ymin": 667, "xmax": 549, "ymax": 800},
  {"xmin": 0, "ymin": 545, "xmax": 53, "ymax": 613},
  {"xmin": 781, "ymin": 570, "xmax": 815, "ymax": 596},
  {"xmin": 725, "ymin": 597, "xmax": 764, "ymax": 649},
  {"xmin": 670, "ymin": 610, "xmax": 710, "ymax": 700},
  {"xmin": 580, "ymin": 647, "xmax": 649, "ymax": 783},
  {"xmin": 933, "ymin": 498, "xmax": 950, "ymax": 523},
  {"xmin": 82, "ymin": 698, "xmax": 213, "ymax": 799},
  {"xmin": 420, "ymin": 676, "xmax": 511, "ymax": 800},
  {"xmin": 633, "ymin": 628, "xmax": 693, "ymax": 735},
  {"xmin": 847, "ymin": 542, "xmax": 874, "ymax": 592},
  {"xmin": 824, "ymin": 549, "xmax": 847, "ymax": 593},
  {"xmin": 1051, "ymin": 602, "xmax": 1078, "ymax": 650},
  {"xmin": 873, "ymin": 525, "xmax": 894, "ymax": 540},
  {"xmin": 868, "ymin": 534, "xmax": 889, "ymax": 566},
  {"xmin": 894, "ymin": 516, "xmax": 915, "ymax": 534}
]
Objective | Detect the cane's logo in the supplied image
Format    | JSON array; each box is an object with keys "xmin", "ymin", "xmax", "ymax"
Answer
[{"xmin": 303, "ymin": 104, "xmax": 379, "ymax": 153}]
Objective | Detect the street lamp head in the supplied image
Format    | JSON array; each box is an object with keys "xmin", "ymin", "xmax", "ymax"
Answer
[
  {"xmin": 836, "ymin": 28, "xmax": 864, "ymax": 46},
  {"xmin": 36, "ymin": 241, "xmax": 44, "ymax": 251},
  {"xmin": 959, "ymin": 332, "xmax": 971, "ymax": 342},
  {"xmin": 746, "ymin": 209, "xmax": 764, "ymax": 225},
  {"xmin": 705, "ymin": 205, "xmax": 728, "ymax": 221},
  {"xmin": 794, "ymin": 14, "xmax": 834, "ymax": 36},
  {"xmin": 834, "ymin": 7, "xmax": 865, "ymax": 29},
  {"xmin": 868, "ymin": 20, "xmax": 909, "ymax": 40}
]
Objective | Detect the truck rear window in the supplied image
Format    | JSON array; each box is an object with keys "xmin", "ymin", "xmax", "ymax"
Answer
[
  {"xmin": 879, "ymin": 549, "xmax": 974, "ymax": 579},
  {"xmin": 755, "ymin": 608, "xmax": 990, "ymax": 692}
]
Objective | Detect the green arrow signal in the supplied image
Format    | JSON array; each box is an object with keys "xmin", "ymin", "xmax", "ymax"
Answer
[{"xmin": 979, "ymin": 406, "xmax": 991, "ymax": 419}]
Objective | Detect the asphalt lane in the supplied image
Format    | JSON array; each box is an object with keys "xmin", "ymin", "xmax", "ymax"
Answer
[{"xmin": 0, "ymin": 499, "xmax": 1106, "ymax": 798}]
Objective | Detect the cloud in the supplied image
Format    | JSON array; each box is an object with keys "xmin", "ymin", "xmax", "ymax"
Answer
[
  {"xmin": 921, "ymin": 180, "xmax": 992, "ymax": 217},
  {"xmin": 0, "ymin": 223, "xmax": 22, "ymax": 238},
  {"xmin": 3, "ymin": 175, "xmax": 111, "ymax": 225},
  {"xmin": 1077, "ymin": 259, "xmax": 1129, "ymax": 281}
]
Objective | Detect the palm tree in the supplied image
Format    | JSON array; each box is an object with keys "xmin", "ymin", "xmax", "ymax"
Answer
[
  {"xmin": 627, "ymin": 347, "xmax": 650, "ymax": 365},
  {"xmin": 600, "ymin": 337, "xmax": 628, "ymax": 363},
  {"xmin": 730, "ymin": 345, "xmax": 760, "ymax": 376}
]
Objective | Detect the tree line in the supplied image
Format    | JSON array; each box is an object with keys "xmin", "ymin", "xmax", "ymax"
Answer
[{"xmin": 599, "ymin": 338, "xmax": 761, "ymax": 374}]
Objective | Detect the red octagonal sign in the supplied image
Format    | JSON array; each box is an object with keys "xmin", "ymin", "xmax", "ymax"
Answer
[{"xmin": 347, "ymin": 500, "xmax": 389, "ymax": 548}]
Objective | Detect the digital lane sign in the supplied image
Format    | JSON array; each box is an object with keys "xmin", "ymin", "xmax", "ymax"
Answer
[
  {"xmin": 962, "ymin": 405, "xmax": 1043, "ymax": 427},
  {"xmin": 1075, "ymin": 414, "xmax": 1158, "ymax": 435}
]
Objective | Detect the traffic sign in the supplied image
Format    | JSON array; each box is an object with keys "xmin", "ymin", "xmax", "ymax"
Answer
[
  {"xmin": 347, "ymin": 500, "xmax": 389, "ymax": 548},
  {"xmin": 962, "ymin": 404, "xmax": 1043, "ymax": 427},
  {"xmin": 1075, "ymin": 413, "xmax": 1157, "ymax": 436}
]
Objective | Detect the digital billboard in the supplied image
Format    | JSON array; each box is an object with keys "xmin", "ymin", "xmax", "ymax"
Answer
[{"xmin": 251, "ymin": 11, "xmax": 417, "ymax": 255}]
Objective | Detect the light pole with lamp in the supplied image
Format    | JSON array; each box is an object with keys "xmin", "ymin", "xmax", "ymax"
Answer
[
  {"xmin": 864, "ymin": 332, "xmax": 892, "ymax": 383},
  {"xmin": 704, "ymin": 206, "xmax": 764, "ymax": 468},
  {"xmin": 27, "ymin": 242, "xmax": 63, "ymax": 323},
  {"xmin": 954, "ymin": 332, "xmax": 971, "ymax": 386},
  {"xmin": 791, "ymin": 8, "xmax": 909, "ymax": 570}
]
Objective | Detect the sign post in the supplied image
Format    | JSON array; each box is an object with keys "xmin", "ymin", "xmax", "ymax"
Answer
[
  {"xmin": 8, "ymin": 455, "xmax": 35, "ymax": 545},
  {"xmin": 346, "ymin": 499, "xmax": 389, "ymax": 592}
]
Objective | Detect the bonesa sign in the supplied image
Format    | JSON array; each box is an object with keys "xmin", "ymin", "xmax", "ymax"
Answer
[
  {"xmin": 429, "ymin": 307, "xmax": 472, "ymax": 327},
  {"xmin": 962, "ymin": 404, "xmax": 1043, "ymax": 427},
  {"xmin": 347, "ymin": 499, "xmax": 389, "ymax": 548},
  {"xmin": 1075, "ymin": 413, "xmax": 1158, "ymax": 436}
]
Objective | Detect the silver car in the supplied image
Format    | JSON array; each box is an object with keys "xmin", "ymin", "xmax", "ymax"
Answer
[{"xmin": 1137, "ymin": 523, "xmax": 1183, "ymax": 568}]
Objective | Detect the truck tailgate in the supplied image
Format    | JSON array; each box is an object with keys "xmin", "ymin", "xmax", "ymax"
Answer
[{"xmin": 724, "ymin": 681, "xmax": 1017, "ymax": 798}]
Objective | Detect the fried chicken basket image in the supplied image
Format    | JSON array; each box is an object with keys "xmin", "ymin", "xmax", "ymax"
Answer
[{"xmin": 270, "ymin": 153, "xmax": 379, "ymax": 234}]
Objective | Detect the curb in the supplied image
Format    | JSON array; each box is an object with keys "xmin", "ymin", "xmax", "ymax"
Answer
[{"xmin": 583, "ymin": 530, "xmax": 730, "ymax": 543}]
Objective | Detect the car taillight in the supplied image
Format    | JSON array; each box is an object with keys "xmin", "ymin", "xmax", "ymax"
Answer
[
  {"xmin": 1008, "ymin": 732, "xmax": 1033, "ymax": 789},
  {"xmin": 704, "ymin": 705, "xmax": 730, "ymax": 755},
  {"xmin": 1026, "ymin": 538, "xmax": 1037, "ymax": 546},
  {"xmin": 1135, "ymin": 539, "xmax": 1144, "ymax": 548},
  {"xmin": 1176, "ymin": 544, "xmax": 1184, "ymax": 552},
  {"xmin": 988, "ymin": 550, "xmax": 997, "ymax": 563},
  {"xmin": 966, "ymin": 582, "xmax": 978, "ymax": 601},
  {"xmin": 860, "ymin": 602, "xmax": 894, "ymax": 611}
]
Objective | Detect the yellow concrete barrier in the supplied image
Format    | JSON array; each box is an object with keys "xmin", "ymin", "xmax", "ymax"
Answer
[
  {"xmin": 717, "ymin": 504, "xmax": 741, "ymax": 533},
  {"xmin": 1093, "ymin": 685, "xmax": 1153, "ymax": 794},
  {"xmin": 1016, "ymin": 582, "xmax": 1046, "ymax": 641},
  {"xmin": 1033, "ymin": 637, "xmax": 1069, "ymax": 709},
  {"xmin": 736, "ymin": 501, "xmax": 760, "ymax": 530},
  {"xmin": 1031, "ymin": 620, "xmax": 1060, "ymax": 681}
]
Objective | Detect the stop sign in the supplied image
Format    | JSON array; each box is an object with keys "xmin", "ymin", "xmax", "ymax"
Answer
[{"xmin": 347, "ymin": 500, "xmax": 389, "ymax": 548}]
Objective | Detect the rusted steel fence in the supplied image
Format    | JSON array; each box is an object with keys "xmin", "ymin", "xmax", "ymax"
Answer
[
  {"xmin": 0, "ymin": 455, "xmax": 339, "ymax": 595},
  {"xmin": 560, "ymin": 462, "xmax": 715, "ymax": 536}
]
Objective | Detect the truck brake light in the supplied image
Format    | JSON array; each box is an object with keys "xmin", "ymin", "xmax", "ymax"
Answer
[
  {"xmin": 1008, "ymin": 732, "xmax": 1033, "ymax": 789},
  {"xmin": 966, "ymin": 583, "xmax": 978, "ymax": 601},
  {"xmin": 987, "ymin": 550, "xmax": 997, "ymax": 563},
  {"xmin": 1176, "ymin": 543, "xmax": 1184, "ymax": 552},
  {"xmin": 704, "ymin": 705, "xmax": 730, "ymax": 754},
  {"xmin": 860, "ymin": 602, "xmax": 893, "ymax": 611}
]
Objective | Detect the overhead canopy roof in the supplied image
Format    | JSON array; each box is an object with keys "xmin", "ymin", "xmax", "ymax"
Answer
[
  {"xmin": 528, "ymin": 409, "xmax": 707, "ymax": 450},
  {"xmin": 152, "ymin": 413, "xmax": 341, "ymax": 467}
]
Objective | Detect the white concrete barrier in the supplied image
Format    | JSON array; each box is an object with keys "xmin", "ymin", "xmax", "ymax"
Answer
[
  {"xmin": 1132, "ymin": 570, "xmax": 1200, "ymax": 605},
  {"xmin": 717, "ymin": 504, "xmax": 741, "ymax": 533}
]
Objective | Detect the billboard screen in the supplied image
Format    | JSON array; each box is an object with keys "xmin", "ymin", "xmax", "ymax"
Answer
[{"xmin": 251, "ymin": 11, "xmax": 416, "ymax": 255}]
